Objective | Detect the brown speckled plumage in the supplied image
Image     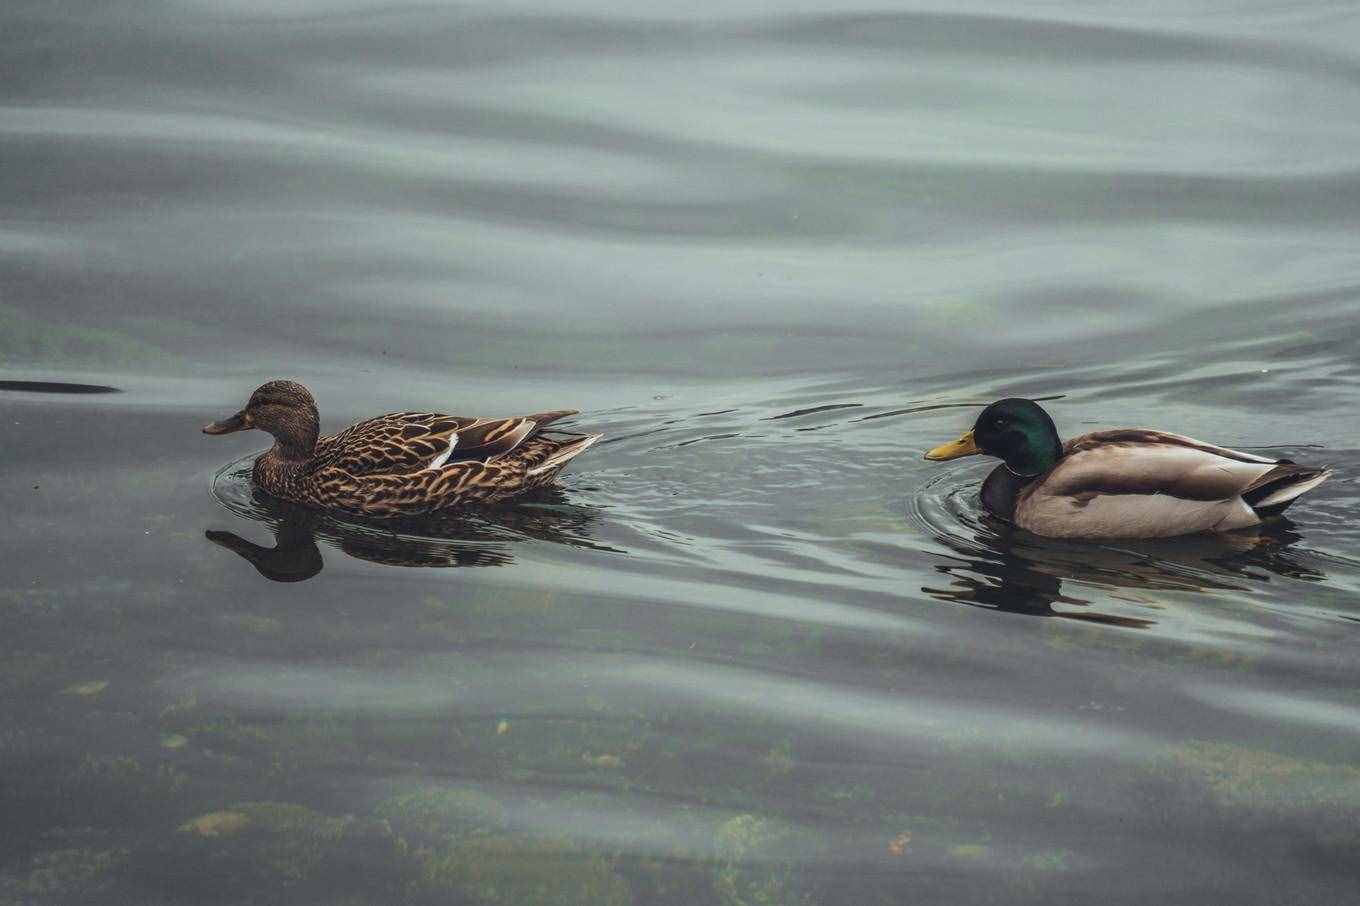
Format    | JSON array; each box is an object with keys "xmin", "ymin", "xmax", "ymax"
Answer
[{"xmin": 204, "ymin": 380, "xmax": 600, "ymax": 516}]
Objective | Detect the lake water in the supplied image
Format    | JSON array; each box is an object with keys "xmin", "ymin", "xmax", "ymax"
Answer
[{"xmin": 3, "ymin": 2, "xmax": 1360, "ymax": 903}]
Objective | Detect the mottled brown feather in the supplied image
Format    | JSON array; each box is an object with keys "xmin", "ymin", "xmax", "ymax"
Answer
[{"xmin": 237, "ymin": 391, "xmax": 597, "ymax": 515}]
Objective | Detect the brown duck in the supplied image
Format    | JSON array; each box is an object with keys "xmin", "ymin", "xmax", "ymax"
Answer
[{"xmin": 203, "ymin": 380, "xmax": 601, "ymax": 516}]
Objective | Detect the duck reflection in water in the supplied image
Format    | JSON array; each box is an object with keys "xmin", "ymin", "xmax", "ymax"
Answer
[
  {"xmin": 923, "ymin": 515, "xmax": 1323, "ymax": 629},
  {"xmin": 207, "ymin": 485, "xmax": 611, "ymax": 582}
]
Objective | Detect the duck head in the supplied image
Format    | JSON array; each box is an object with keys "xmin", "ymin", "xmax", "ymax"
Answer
[
  {"xmin": 924, "ymin": 398, "xmax": 1063, "ymax": 478},
  {"xmin": 203, "ymin": 380, "xmax": 320, "ymax": 460}
]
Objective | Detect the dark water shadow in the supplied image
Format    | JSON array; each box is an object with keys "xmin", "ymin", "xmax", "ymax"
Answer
[
  {"xmin": 912, "ymin": 467, "xmax": 1326, "ymax": 628},
  {"xmin": 924, "ymin": 518, "xmax": 1324, "ymax": 630},
  {"xmin": 0, "ymin": 380, "xmax": 121, "ymax": 394},
  {"xmin": 208, "ymin": 478, "xmax": 614, "ymax": 582}
]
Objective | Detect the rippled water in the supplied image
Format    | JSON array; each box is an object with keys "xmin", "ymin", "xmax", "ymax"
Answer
[{"xmin": 4, "ymin": 2, "xmax": 1360, "ymax": 904}]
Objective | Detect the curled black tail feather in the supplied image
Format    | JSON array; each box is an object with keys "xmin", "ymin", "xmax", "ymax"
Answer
[{"xmin": 1242, "ymin": 464, "xmax": 1332, "ymax": 517}]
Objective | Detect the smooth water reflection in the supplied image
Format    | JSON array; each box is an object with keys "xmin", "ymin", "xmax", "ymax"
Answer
[
  {"xmin": 208, "ymin": 457, "xmax": 613, "ymax": 580},
  {"xmin": 912, "ymin": 462, "xmax": 1331, "ymax": 627}
]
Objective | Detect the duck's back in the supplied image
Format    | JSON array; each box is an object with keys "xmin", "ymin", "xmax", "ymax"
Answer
[
  {"xmin": 295, "ymin": 409, "xmax": 596, "ymax": 515},
  {"xmin": 1009, "ymin": 429, "xmax": 1328, "ymax": 538},
  {"xmin": 310, "ymin": 410, "xmax": 578, "ymax": 478}
]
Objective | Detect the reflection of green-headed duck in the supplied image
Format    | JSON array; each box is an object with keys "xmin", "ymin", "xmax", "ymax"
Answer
[
  {"xmin": 204, "ymin": 380, "xmax": 600, "ymax": 516},
  {"xmin": 926, "ymin": 398, "xmax": 1331, "ymax": 539}
]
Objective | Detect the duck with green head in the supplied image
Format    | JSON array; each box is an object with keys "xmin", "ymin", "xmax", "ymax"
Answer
[{"xmin": 925, "ymin": 398, "xmax": 1332, "ymax": 539}]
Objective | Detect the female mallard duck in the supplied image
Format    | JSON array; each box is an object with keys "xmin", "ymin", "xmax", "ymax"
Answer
[
  {"xmin": 924, "ymin": 398, "xmax": 1332, "ymax": 539},
  {"xmin": 203, "ymin": 380, "xmax": 601, "ymax": 516}
]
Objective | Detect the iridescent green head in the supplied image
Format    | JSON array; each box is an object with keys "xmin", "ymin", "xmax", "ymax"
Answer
[{"xmin": 924, "ymin": 398, "xmax": 1063, "ymax": 478}]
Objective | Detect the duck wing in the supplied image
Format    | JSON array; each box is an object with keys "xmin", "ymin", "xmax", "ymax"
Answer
[
  {"xmin": 307, "ymin": 412, "xmax": 475, "ymax": 477},
  {"xmin": 309, "ymin": 410, "xmax": 579, "ymax": 477},
  {"xmin": 446, "ymin": 410, "xmax": 578, "ymax": 463},
  {"xmin": 1052, "ymin": 429, "xmax": 1284, "ymax": 500},
  {"xmin": 1063, "ymin": 429, "xmax": 1282, "ymax": 464}
]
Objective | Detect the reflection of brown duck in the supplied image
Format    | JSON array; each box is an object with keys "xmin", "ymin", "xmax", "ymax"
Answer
[
  {"xmin": 923, "ymin": 515, "xmax": 1322, "ymax": 629},
  {"xmin": 207, "ymin": 517, "xmax": 326, "ymax": 583},
  {"xmin": 207, "ymin": 486, "xmax": 611, "ymax": 582}
]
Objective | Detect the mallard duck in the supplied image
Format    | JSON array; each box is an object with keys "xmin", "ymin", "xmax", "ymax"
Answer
[
  {"xmin": 924, "ymin": 398, "xmax": 1332, "ymax": 539},
  {"xmin": 203, "ymin": 380, "xmax": 601, "ymax": 516}
]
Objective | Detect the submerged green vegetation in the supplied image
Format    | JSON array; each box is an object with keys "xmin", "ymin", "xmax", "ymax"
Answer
[
  {"xmin": 1166, "ymin": 741, "xmax": 1360, "ymax": 869},
  {"xmin": 0, "ymin": 570, "xmax": 1040, "ymax": 905},
  {"xmin": 7, "ymin": 550, "xmax": 1358, "ymax": 906}
]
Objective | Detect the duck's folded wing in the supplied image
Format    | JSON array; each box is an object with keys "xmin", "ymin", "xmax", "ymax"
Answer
[
  {"xmin": 1053, "ymin": 430, "xmax": 1284, "ymax": 499},
  {"xmin": 311, "ymin": 410, "xmax": 580, "ymax": 477},
  {"xmin": 446, "ymin": 410, "xmax": 579, "ymax": 464},
  {"xmin": 1064, "ymin": 429, "xmax": 1282, "ymax": 464},
  {"xmin": 1044, "ymin": 432, "xmax": 1278, "ymax": 497},
  {"xmin": 309, "ymin": 412, "xmax": 476, "ymax": 476}
]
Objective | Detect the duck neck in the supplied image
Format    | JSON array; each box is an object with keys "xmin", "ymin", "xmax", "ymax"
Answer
[
  {"xmin": 255, "ymin": 442, "xmax": 312, "ymax": 495},
  {"xmin": 274, "ymin": 430, "xmax": 316, "ymax": 463},
  {"xmin": 262, "ymin": 408, "xmax": 319, "ymax": 467}
]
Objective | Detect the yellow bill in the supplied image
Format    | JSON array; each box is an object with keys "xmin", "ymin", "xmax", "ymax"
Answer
[{"xmin": 924, "ymin": 429, "xmax": 980, "ymax": 461}]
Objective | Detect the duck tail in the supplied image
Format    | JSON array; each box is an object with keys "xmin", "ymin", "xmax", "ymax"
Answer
[
  {"xmin": 526, "ymin": 409, "xmax": 579, "ymax": 431},
  {"xmin": 526, "ymin": 433, "xmax": 602, "ymax": 479},
  {"xmin": 1243, "ymin": 465, "xmax": 1333, "ymax": 517}
]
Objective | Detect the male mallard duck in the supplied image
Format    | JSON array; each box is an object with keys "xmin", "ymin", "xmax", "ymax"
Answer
[
  {"xmin": 204, "ymin": 380, "xmax": 601, "ymax": 516},
  {"xmin": 924, "ymin": 398, "xmax": 1332, "ymax": 539}
]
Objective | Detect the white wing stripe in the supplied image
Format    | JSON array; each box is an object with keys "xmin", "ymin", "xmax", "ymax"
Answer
[{"xmin": 424, "ymin": 433, "xmax": 458, "ymax": 471}]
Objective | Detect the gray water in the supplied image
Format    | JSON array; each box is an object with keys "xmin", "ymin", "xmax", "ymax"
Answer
[{"xmin": 3, "ymin": 2, "xmax": 1360, "ymax": 903}]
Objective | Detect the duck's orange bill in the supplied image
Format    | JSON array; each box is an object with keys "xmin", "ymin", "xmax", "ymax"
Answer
[
  {"xmin": 924, "ymin": 429, "xmax": 980, "ymax": 461},
  {"xmin": 203, "ymin": 410, "xmax": 251, "ymax": 435}
]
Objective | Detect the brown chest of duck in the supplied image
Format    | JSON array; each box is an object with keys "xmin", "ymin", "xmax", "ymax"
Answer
[
  {"xmin": 925, "ymin": 398, "xmax": 1332, "ymax": 540},
  {"xmin": 204, "ymin": 380, "xmax": 601, "ymax": 516}
]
